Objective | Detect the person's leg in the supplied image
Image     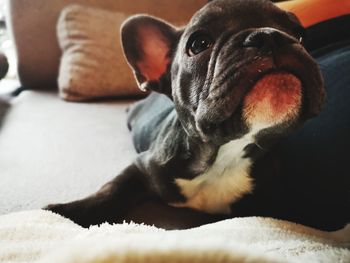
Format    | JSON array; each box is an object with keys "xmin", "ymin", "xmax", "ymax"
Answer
[
  {"xmin": 275, "ymin": 35, "xmax": 350, "ymax": 229},
  {"xmin": 127, "ymin": 93, "xmax": 174, "ymax": 153}
]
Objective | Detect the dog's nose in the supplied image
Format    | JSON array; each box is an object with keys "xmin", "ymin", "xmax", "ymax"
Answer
[{"xmin": 243, "ymin": 28, "xmax": 292, "ymax": 48}]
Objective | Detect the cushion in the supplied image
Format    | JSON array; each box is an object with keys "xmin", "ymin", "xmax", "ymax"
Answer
[
  {"xmin": 277, "ymin": 0, "xmax": 350, "ymax": 27},
  {"xmin": 7, "ymin": 0, "xmax": 206, "ymax": 90},
  {"xmin": 57, "ymin": 5, "xmax": 141, "ymax": 101}
]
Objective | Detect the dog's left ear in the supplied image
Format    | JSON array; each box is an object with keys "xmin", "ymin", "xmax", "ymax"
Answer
[{"xmin": 121, "ymin": 15, "xmax": 179, "ymax": 95}]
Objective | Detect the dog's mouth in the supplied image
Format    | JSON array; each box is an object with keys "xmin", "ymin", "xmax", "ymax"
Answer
[
  {"xmin": 242, "ymin": 71, "xmax": 302, "ymax": 128},
  {"xmin": 195, "ymin": 69, "xmax": 306, "ymax": 144}
]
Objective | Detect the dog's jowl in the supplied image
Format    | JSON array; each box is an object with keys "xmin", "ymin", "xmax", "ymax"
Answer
[{"xmin": 46, "ymin": 0, "xmax": 349, "ymax": 231}]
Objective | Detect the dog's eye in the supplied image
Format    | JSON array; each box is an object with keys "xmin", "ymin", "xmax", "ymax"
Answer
[{"xmin": 187, "ymin": 33, "xmax": 213, "ymax": 56}]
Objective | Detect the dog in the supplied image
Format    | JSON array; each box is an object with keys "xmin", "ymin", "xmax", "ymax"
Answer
[{"xmin": 46, "ymin": 0, "xmax": 349, "ymax": 231}]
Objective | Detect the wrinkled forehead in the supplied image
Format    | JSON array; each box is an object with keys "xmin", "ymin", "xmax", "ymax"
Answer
[{"xmin": 185, "ymin": 0, "xmax": 292, "ymax": 36}]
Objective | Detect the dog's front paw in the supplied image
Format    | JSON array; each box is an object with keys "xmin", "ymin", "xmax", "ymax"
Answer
[
  {"xmin": 43, "ymin": 202, "xmax": 91, "ymax": 227},
  {"xmin": 43, "ymin": 203, "xmax": 76, "ymax": 220},
  {"xmin": 43, "ymin": 203, "xmax": 67, "ymax": 216}
]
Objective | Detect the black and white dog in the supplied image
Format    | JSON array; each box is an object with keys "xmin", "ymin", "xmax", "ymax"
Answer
[{"xmin": 47, "ymin": 0, "xmax": 349, "ymax": 230}]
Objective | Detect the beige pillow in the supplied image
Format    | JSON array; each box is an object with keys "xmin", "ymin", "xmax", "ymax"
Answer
[{"xmin": 57, "ymin": 5, "xmax": 142, "ymax": 101}]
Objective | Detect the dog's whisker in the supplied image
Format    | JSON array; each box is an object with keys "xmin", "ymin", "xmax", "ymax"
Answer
[
  {"xmin": 255, "ymin": 142, "xmax": 265, "ymax": 150},
  {"xmin": 318, "ymin": 63, "xmax": 330, "ymax": 70}
]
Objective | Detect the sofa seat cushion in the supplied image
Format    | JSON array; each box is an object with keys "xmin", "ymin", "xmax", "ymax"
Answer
[{"xmin": 0, "ymin": 90, "xmax": 136, "ymax": 214}]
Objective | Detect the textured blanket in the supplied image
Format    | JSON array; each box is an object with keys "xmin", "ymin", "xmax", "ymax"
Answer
[{"xmin": 0, "ymin": 210, "xmax": 349, "ymax": 263}]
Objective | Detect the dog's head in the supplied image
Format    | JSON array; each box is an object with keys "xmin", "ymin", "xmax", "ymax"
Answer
[{"xmin": 121, "ymin": 0, "xmax": 325, "ymax": 146}]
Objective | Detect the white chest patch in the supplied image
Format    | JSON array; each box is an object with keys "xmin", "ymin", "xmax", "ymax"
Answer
[{"xmin": 171, "ymin": 126, "xmax": 267, "ymax": 214}]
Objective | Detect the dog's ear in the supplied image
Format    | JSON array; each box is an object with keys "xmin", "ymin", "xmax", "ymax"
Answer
[{"xmin": 121, "ymin": 15, "xmax": 179, "ymax": 95}]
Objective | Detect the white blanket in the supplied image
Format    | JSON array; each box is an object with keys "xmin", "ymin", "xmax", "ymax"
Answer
[{"xmin": 0, "ymin": 210, "xmax": 349, "ymax": 263}]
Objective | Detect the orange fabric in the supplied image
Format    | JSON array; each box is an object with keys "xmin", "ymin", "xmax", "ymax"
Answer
[{"xmin": 277, "ymin": 0, "xmax": 350, "ymax": 27}]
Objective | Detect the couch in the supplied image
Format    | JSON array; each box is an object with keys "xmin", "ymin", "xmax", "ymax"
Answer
[
  {"xmin": 0, "ymin": 0, "xmax": 206, "ymax": 215},
  {"xmin": 0, "ymin": 0, "xmax": 349, "ymax": 262}
]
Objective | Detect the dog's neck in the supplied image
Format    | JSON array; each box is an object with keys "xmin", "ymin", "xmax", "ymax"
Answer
[{"xmin": 172, "ymin": 123, "xmax": 270, "ymax": 214}]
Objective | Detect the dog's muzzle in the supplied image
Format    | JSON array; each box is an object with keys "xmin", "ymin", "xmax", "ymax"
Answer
[{"xmin": 243, "ymin": 71, "xmax": 302, "ymax": 127}]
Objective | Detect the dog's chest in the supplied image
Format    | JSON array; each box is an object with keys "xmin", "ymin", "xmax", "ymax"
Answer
[{"xmin": 172, "ymin": 135, "xmax": 255, "ymax": 214}]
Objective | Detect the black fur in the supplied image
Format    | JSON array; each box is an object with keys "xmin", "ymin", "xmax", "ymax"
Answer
[{"xmin": 45, "ymin": 0, "xmax": 349, "ymax": 231}]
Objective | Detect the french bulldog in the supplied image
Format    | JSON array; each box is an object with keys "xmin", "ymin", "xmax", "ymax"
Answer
[{"xmin": 47, "ymin": 0, "xmax": 348, "ymax": 230}]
